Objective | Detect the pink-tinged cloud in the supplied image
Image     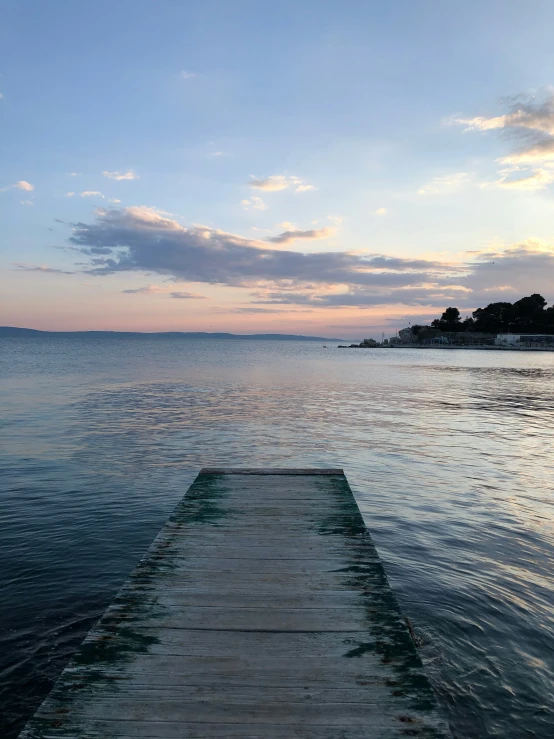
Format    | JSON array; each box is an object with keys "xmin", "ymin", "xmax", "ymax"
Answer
[
  {"xmin": 122, "ymin": 284, "xmax": 206, "ymax": 299},
  {"xmin": 267, "ymin": 227, "xmax": 334, "ymax": 244},
  {"xmin": 1, "ymin": 180, "xmax": 34, "ymax": 193},
  {"xmin": 59, "ymin": 207, "xmax": 554, "ymax": 310},
  {"xmin": 452, "ymin": 91, "xmax": 554, "ymax": 165},
  {"xmin": 103, "ymin": 170, "xmax": 139, "ymax": 181},
  {"xmin": 13, "ymin": 262, "xmax": 75, "ymax": 274},
  {"xmin": 249, "ymin": 175, "xmax": 314, "ymax": 193}
]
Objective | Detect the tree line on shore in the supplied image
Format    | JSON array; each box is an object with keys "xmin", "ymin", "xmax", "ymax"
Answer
[{"xmin": 414, "ymin": 294, "xmax": 554, "ymax": 335}]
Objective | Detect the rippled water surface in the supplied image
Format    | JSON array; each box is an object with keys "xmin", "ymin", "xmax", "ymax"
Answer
[{"xmin": 1, "ymin": 336, "xmax": 553, "ymax": 738}]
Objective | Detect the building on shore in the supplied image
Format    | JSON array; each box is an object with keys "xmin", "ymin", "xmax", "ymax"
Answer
[
  {"xmin": 396, "ymin": 327, "xmax": 495, "ymax": 346},
  {"xmin": 495, "ymin": 334, "xmax": 554, "ymax": 346},
  {"xmin": 391, "ymin": 328, "xmax": 554, "ymax": 347}
]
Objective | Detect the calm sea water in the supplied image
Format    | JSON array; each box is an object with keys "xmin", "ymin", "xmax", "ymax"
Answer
[{"xmin": 1, "ymin": 336, "xmax": 553, "ymax": 738}]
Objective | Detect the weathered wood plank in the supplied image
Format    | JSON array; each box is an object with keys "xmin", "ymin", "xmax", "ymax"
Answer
[
  {"xmin": 79, "ymin": 628, "xmax": 402, "ymax": 658},
  {"xmin": 100, "ymin": 605, "xmax": 380, "ymax": 631},
  {"xmin": 130, "ymin": 557, "xmax": 381, "ymax": 574},
  {"xmin": 19, "ymin": 468, "xmax": 450, "ymax": 739},
  {"xmin": 38, "ymin": 698, "xmax": 442, "ymax": 725},
  {"xmin": 126, "ymin": 572, "xmax": 385, "ymax": 593},
  {"xmin": 199, "ymin": 468, "xmax": 345, "ymax": 474},
  {"xmin": 112, "ymin": 592, "xmax": 380, "ymax": 609},
  {"xmin": 64, "ymin": 655, "xmax": 428, "ymax": 687},
  {"xmin": 24, "ymin": 720, "xmax": 445, "ymax": 739}
]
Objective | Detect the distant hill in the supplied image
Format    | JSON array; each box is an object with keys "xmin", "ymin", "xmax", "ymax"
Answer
[{"xmin": 0, "ymin": 327, "xmax": 345, "ymax": 342}]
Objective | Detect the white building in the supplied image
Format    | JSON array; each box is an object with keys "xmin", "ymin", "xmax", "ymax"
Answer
[{"xmin": 495, "ymin": 334, "xmax": 554, "ymax": 346}]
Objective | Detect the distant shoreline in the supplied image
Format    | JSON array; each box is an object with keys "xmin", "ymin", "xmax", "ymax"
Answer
[
  {"xmin": 340, "ymin": 344, "xmax": 554, "ymax": 352},
  {"xmin": 0, "ymin": 326, "xmax": 345, "ymax": 342}
]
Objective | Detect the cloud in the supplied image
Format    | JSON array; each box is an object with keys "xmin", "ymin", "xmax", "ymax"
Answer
[
  {"xmin": 67, "ymin": 206, "xmax": 457, "ymax": 292},
  {"xmin": 14, "ymin": 263, "xmax": 75, "ymax": 274},
  {"xmin": 327, "ymin": 215, "xmax": 343, "ymax": 225},
  {"xmin": 249, "ymin": 287, "xmax": 474, "ymax": 309},
  {"xmin": 235, "ymin": 307, "xmax": 313, "ymax": 314},
  {"xmin": 486, "ymin": 166, "xmax": 554, "ymax": 191},
  {"xmin": 103, "ymin": 170, "xmax": 139, "ymax": 181},
  {"xmin": 453, "ymin": 95, "xmax": 554, "ymax": 136},
  {"xmin": 241, "ymin": 196, "xmax": 267, "ymax": 211},
  {"xmin": 249, "ymin": 175, "xmax": 314, "ymax": 193},
  {"xmin": 122, "ymin": 283, "xmax": 206, "ymax": 299},
  {"xmin": 1, "ymin": 180, "xmax": 35, "ymax": 193},
  {"xmin": 81, "ymin": 191, "xmax": 104, "ymax": 198},
  {"xmin": 109, "ymin": 198, "xmax": 122, "ymax": 203},
  {"xmin": 66, "ymin": 192, "xmax": 75, "ymax": 197},
  {"xmin": 180, "ymin": 70, "xmax": 196, "ymax": 79},
  {"xmin": 417, "ymin": 172, "xmax": 470, "ymax": 195},
  {"xmin": 501, "ymin": 139, "xmax": 554, "ymax": 165},
  {"xmin": 20, "ymin": 200, "xmax": 34, "ymax": 206},
  {"xmin": 267, "ymin": 227, "xmax": 334, "ymax": 245},
  {"xmin": 249, "ymin": 175, "xmax": 297, "ymax": 191},
  {"xmin": 63, "ymin": 206, "xmax": 554, "ymax": 310},
  {"xmin": 0, "ymin": 93, "xmax": 3, "ymax": 100},
  {"xmin": 170, "ymin": 291, "xmax": 207, "ymax": 299},
  {"xmin": 122, "ymin": 285, "xmax": 167, "ymax": 295},
  {"xmin": 462, "ymin": 240, "xmax": 554, "ymax": 297},
  {"xmin": 452, "ymin": 91, "xmax": 554, "ymax": 167},
  {"xmin": 375, "ymin": 208, "xmax": 387, "ymax": 215}
]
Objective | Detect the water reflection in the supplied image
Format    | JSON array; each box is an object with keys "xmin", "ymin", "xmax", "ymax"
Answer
[{"xmin": 1, "ymin": 339, "xmax": 553, "ymax": 738}]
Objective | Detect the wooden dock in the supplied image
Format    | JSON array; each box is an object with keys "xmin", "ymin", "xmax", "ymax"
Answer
[{"xmin": 20, "ymin": 468, "xmax": 450, "ymax": 738}]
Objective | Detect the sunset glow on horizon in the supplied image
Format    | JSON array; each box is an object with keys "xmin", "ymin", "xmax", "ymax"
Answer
[{"xmin": 3, "ymin": 2, "xmax": 554, "ymax": 339}]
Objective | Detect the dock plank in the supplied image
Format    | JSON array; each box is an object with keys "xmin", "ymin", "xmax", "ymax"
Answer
[{"xmin": 19, "ymin": 468, "xmax": 450, "ymax": 738}]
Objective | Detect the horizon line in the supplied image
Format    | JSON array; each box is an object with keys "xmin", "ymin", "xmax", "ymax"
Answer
[{"xmin": 0, "ymin": 326, "xmax": 349, "ymax": 341}]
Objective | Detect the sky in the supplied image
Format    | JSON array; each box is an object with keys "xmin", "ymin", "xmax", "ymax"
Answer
[{"xmin": 3, "ymin": 0, "xmax": 554, "ymax": 338}]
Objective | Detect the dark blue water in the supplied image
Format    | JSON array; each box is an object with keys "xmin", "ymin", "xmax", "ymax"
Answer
[{"xmin": 1, "ymin": 337, "xmax": 553, "ymax": 738}]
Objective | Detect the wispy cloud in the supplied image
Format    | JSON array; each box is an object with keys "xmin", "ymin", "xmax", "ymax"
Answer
[
  {"xmin": 81, "ymin": 191, "xmax": 104, "ymax": 198},
  {"xmin": 180, "ymin": 70, "xmax": 196, "ymax": 80},
  {"xmin": 122, "ymin": 283, "xmax": 206, "ymax": 299},
  {"xmin": 249, "ymin": 175, "xmax": 315, "ymax": 193},
  {"xmin": 20, "ymin": 200, "xmax": 34, "ymax": 206},
  {"xmin": 235, "ymin": 306, "xmax": 313, "ymax": 314},
  {"xmin": 103, "ymin": 170, "xmax": 139, "ymax": 181},
  {"xmin": 452, "ymin": 93, "xmax": 554, "ymax": 137},
  {"xmin": 170, "ymin": 291, "xmax": 207, "ymax": 299},
  {"xmin": 66, "ymin": 192, "xmax": 75, "ymax": 197},
  {"xmin": 486, "ymin": 166, "xmax": 554, "ymax": 191},
  {"xmin": 267, "ymin": 227, "xmax": 334, "ymax": 245},
  {"xmin": 375, "ymin": 207, "xmax": 387, "ymax": 215},
  {"xmin": 417, "ymin": 172, "xmax": 470, "ymax": 195},
  {"xmin": 122, "ymin": 285, "xmax": 167, "ymax": 295},
  {"xmin": 1, "ymin": 180, "xmax": 35, "ymax": 193},
  {"xmin": 14, "ymin": 262, "xmax": 75, "ymax": 274},
  {"xmin": 241, "ymin": 196, "xmax": 267, "ymax": 211},
  {"xmin": 451, "ymin": 91, "xmax": 554, "ymax": 169}
]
